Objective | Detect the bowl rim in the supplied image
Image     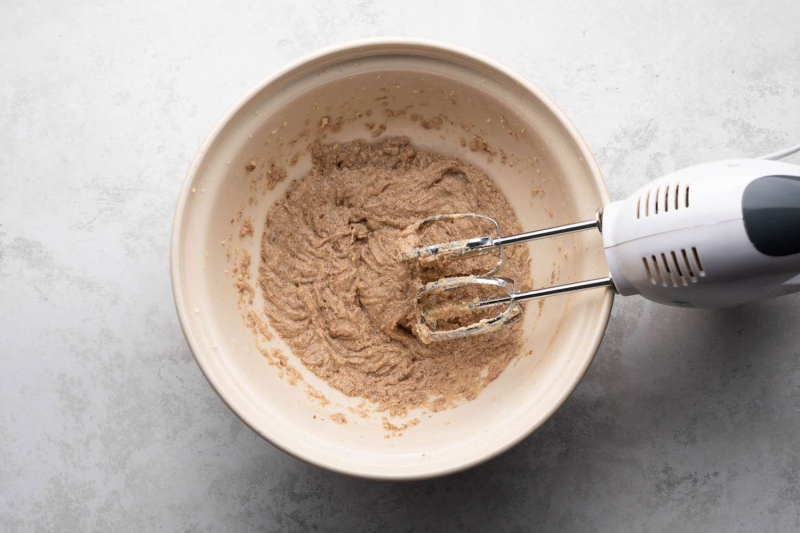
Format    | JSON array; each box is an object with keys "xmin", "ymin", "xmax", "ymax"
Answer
[{"xmin": 170, "ymin": 36, "xmax": 614, "ymax": 480}]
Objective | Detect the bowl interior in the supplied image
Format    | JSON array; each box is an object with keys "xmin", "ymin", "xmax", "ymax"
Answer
[{"xmin": 172, "ymin": 41, "xmax": 613, "ymax": 479}]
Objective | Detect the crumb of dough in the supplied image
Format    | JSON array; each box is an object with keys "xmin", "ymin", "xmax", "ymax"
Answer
[
  {"xmin": 244, "ymin": 310, "xmax": 272, "ymax": 341},
  {"xmin": 347, "ymin": 405, "xmax": 370, "ymax": 419},
  {"xmin": 258, "ymin": 137, "xmax": 531, "ymax": 416},
  {"xmin": 371, "ymin": 124, "xmax": 387, "ymax": 137},
  {"xmin": 468, "ymin": 135, "xmax": 497, "ymax": 156},
  {"xmin": 239, "ymin": 217, "xmax": 254, "ymax": 238},
  {"xmin": 245, "ymin": 161, "xmax": 257, "ymax": 172},
  {"xmin": 265, "ymin": 162, "xmax": 287, "ymax": 190},
  {"xmin": 381, "ymin": 417, "xmax": 419, "ymax": 431},
  {"xmin": 257, "ymin": 347, "xmax": 303, "ymax": 386},
  {"xmin": 233, "ymin": 249, "xmax": 254, "ymax": 305},
  {"xmin": 419, "ymin": 115, "xmax": 444, "ymax": 130},
  {"xmin": 382, "ymin": 416, "xmax": 420, "ymax": 437},
  {"xmin": 305, "ymin": 386, "xmax": 330, "ymax": 407},
  {"xmin": 330, "ymin": 413, "xmax": 347, "ymax": 425}
]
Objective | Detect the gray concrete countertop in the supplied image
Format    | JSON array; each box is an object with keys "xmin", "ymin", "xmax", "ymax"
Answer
[{"xmin": 2, "ymin": 0, "xmax": 800, "ymax": 531}]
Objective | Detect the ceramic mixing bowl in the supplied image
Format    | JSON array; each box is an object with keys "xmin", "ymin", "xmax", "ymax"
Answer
[{"xmin": 171, "ymin": 38, "xmax": 613, "ymax": 480}]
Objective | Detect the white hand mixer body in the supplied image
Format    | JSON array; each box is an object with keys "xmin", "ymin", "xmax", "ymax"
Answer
[
  {"xmin": 404, "ymin": 158, "xmax": 800, "ymax": 341},
  {"xmin": 603, "ymin": 158, "xmax": 800, "ymax": 307}
]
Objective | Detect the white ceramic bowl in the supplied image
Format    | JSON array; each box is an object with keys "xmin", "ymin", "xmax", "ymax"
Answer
[{"xmin": 171, "ymin": 38, "xmax": 613, "ymax": 480}]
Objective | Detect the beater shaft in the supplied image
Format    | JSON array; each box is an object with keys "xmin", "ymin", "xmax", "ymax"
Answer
[
  {"xmin": 492, "ymin": 218, "xmax": 599, "ymax": 248},
  {"xmin": 403, "ymin": 211, "xmax": 601, "ymax": 265},
  {"xmin": 476, "ymin": 276, "xmax": 615, "ymax": 308}
]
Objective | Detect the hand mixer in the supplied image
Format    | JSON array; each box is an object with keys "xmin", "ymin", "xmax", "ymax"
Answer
[{"xmin": 402, "ymin": 149, "xmax": 800, "ymax": 342}]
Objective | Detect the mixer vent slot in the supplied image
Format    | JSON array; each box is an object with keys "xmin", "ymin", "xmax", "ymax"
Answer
[
  {"xmin": 644, "ymin": 247, "xmax": 704, "ymax": 286},
  {"xmin": 678, "ymin": 183, "xmax": 690, "ymax": 209},
  {"xmin": 643, "ymin": 257, "xmax": 655, "ymax": 284},
  {"xmin": 670, "ymin": 251, "xmax": 687, "ymax": 286},
  {"xmin": 649, "ymin": 255, "xmax": 665, "ymax": 286},
  {"xmin": 654, "ymin": 187, "xmax": 661, "ymax": 214},
  {"xmin": 660, "ymin": 253, "xmax": 677, "ymax": 287},
  {"xmin": 637, "ymin": 182, "xmax": 690, "ymax": 218},
  {"xmin": 692, "ymin": 246, "xmax": 705, "ymax": 275},
  {"xmin": 680, "ymin": 249, "xmax": 695, "ymax": 281}
]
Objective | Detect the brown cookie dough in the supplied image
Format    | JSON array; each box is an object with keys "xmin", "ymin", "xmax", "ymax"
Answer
[{"xmin": 258, "ymin": 137, "xmax": 531, "ymax": 415}]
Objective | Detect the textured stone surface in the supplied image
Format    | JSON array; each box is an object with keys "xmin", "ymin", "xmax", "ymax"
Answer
[{"xmin": 2, "ymin": 0, "xmax": 800, "ymax": 531}]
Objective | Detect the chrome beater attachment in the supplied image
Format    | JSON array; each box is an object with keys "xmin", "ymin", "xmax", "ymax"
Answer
[{"xmin": 402, "ymin": 211, "xmax": 613, "ymax": 342}]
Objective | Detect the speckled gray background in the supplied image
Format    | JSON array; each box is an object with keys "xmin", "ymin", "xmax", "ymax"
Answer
[{"xmin": 2, "ymin": 0, "xmax": 800, "ymax": 531}]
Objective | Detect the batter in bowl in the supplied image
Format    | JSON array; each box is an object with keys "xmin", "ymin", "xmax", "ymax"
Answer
[{"xmin": 258, "ymin": 137, "xmax": 532, "ymax": 415}]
